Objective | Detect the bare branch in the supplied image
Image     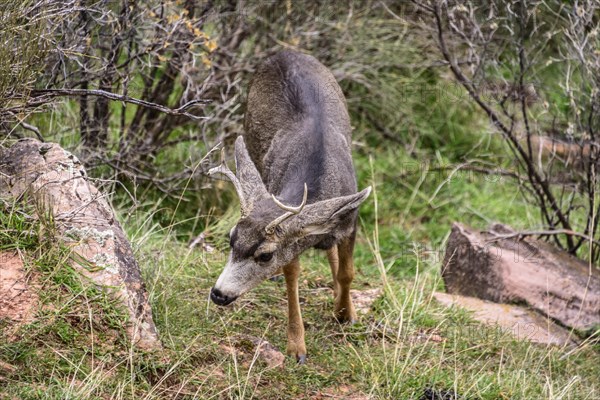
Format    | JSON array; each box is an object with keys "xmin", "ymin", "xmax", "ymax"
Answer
[
  {"xmin": 486, "ymin": 228, "xmax": 600, "ymax": 248},
  {"xmin": 30, "ymin": 88, "xmax": 212, "ymax": 121}
]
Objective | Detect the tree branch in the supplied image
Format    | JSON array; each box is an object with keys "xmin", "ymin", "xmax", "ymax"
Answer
[
  {"xmin": 30, "ymin": 88, "xmax": 212, "ymax": 121},
  {"xmin": 486, "ymin": 228, "xmax": 600, "ymax": 248}
]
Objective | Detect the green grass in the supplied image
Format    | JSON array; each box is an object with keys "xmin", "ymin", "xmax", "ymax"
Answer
[{"xmin": 1, "ymin": 145, "xmax": 598, "ymax": 399}]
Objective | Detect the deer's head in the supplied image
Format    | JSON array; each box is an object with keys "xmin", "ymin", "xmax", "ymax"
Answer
[{"xmin": 208, "ymin": 136, "xmax": 370, "ymax": 306}]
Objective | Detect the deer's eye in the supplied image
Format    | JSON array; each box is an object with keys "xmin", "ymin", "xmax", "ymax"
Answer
[{"xmin": 256, "ymin": 252, "xmax": 274, "ymax": 263}]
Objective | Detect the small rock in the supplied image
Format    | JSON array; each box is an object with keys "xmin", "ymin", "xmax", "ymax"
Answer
[
  {"xmin": 409, "ymin": 329, "xmax": 446, "ymax": 344},
  {"xmin": 221, "ymin": 335, "xmax": 285, "ymax": 368},
  {"xmin": 0, "ymin": 360, "xmax": 17, "ymax": 373},
  {"xmin": 420, "ymin": 387, "xmax": 466, "ymax": 400},
  {"xmin": 308, "ymin": 384, "xmax": 373, "ymax": 400},
  {"xmin": 351, "ymin": 288, "xmax": 382, "ymax": 314}
]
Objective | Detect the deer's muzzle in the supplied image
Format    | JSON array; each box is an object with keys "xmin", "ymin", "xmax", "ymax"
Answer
[{"xmin": 210, "ymin": 287, "xmax": 237, "ymax": 306}]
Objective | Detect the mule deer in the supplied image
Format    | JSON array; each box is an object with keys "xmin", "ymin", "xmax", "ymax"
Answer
[{"xmin": 208, "ymin": 50, "xmax": 371, "ymax": 363}]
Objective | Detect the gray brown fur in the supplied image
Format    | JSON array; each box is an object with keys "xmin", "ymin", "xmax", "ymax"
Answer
[
  {"xmin": 209, "ymin": 50, "xmax": 371, "ymax": 363},
  {"xmin": 242, "ymin": 51, "xmax": 360, "ymax": 249},
  {"xmin": 244, "ymin": 51, "xmax": 355, "ymax": 200}
]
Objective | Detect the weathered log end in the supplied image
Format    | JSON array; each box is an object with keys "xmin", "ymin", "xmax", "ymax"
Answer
[
  {"xmin": 442, "ymin": 222, "xmax": 600, "ymax": 332},
  {"xmin": 0, "ymin": 139, "xmax": 161, "ymax": 350}
]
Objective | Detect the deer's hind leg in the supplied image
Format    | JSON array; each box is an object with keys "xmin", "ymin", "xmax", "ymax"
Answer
[
  {"xmin": 333, "ymin": 230, "xmax": 357, "ymax": 323},
  {"xmin": 327, "ymin": 246, "xmax": 341, "ymax": 299}
]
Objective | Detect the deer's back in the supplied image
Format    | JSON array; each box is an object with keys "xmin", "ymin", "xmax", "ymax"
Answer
[{"xmin": 243, "ymin": 51, "xmax": 355, "ymax": 203}]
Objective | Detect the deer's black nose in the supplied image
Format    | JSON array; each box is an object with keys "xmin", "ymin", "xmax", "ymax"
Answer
[{"xmin": 210, "ymin": 287, "xmax": 236, "ymax": 306}]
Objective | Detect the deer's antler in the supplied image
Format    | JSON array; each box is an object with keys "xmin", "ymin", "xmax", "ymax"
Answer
[
  {"xmin": 265, "ymin": 183, "xmax": 308, "ymax": 235},
  {"xmin": 208, "ymin": 148, "xmax": 252, "ymax": 217}
]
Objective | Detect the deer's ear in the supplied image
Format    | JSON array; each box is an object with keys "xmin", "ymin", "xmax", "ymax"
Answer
[
  {"xmin": 234, "ymin": 136, "xmax": 268, "ymax": 209},
  {"xmin": 285, "ymin": 187, "xmax": 371, "ymax": 236}
]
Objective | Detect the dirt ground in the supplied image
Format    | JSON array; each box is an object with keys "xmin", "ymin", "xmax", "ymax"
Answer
[{"xmin": 0, "ymin": 251, "xmax": 38, "ymax": 325}]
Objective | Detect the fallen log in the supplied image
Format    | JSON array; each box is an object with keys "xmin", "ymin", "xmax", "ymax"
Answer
[
  {"xmin": 442, "ymin": 222, "xmax": 600, "ymax": 332},
  {"xmin": 0, "ymin": 139, "xmax": 160, "ymax": 349}
]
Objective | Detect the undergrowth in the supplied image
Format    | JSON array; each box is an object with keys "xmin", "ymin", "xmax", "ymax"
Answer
[{"xmin": 1, "ymin": 163, "xmax": 598, "ymax": 399}]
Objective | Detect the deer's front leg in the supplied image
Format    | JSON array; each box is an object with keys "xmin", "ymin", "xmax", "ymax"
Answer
[
  {"xmin": 283, "ymin": 257, "xmax": 306, "ymax": 363},
  {"xmin": 335, "ymin": 231, "xmax": 357, "ymax": 323}
]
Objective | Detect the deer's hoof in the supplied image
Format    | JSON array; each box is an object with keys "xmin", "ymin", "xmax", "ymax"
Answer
[
  {"xmin": 336, "ymin": 316, "xmax": 358, "ymax": 325},
  {"xmin": 287, "ymin": 341, "xmax": 306, "ymax": 364},
  {"xmin": 335, "ymin": 310, "xmax": 358, "ymax": 324},
  {"xmin": 334, "ymin": 301, "xmax": 357, "ymax": 324}
]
